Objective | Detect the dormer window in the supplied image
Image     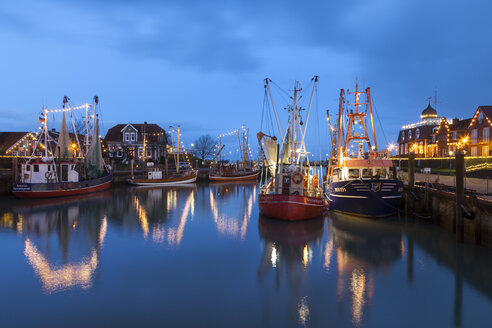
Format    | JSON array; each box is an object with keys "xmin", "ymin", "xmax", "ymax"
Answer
[
  {"xmin": 479, "ymin": 112, "xmax": 484, "ymax": 124},
  {"xmin": 131, "ymin": 133, "xmax": 136, "ymax": 142},
  {"xmin": 125, "ymin": 133, "xmax": 130, "ymax": 142}
]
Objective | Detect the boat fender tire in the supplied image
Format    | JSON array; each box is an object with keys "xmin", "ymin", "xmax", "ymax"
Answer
[
  {"xmin": 292, "ymin": 172, "xmax": 303, "ymax": 184},
  {"xmin": 45, "ymin": 171, "xmax": 52, "ymax": 179}
]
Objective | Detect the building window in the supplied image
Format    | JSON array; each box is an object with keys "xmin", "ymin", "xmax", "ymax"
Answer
[
  {"xmin": 479, "ymin": 112, "xmax": 484, "ymax": 124},
  {"xmin": 432, "ymin": 135, "xmax": 436, "ymax": 142},
  {"xmin": 471, "ymin": 146, "xmax": 478, "ymax": 156},
  {"xmin": 131, "ymin": 133, "xmax": 136, "ymax": 142},
  {"xmin": 12, "ymin": 150, "xmax": 18, "ymax": 156},
  {"xmin": 471, "ymin": 129, "xmax": 478, "ymax": 143},
  {"xmin": 33, "ymin": 164, "xmax": 39, "ymax": 172},
  {"xmin": 483, "ymin": 146, "xmax": 489, "ymax": 156},
  {"xmin": 125, "ymin": 133, "xmax": 130, "ymax": 142},
  {"xmin": 401, "ymin": 131, "xmax": 405, "ymax": 141},
  {"xmin": 452, "ymin": 131, "xmax": 458, "ymax": 140},
  {"xmin": 408, "ymin": 130, "xmax": 412, "ymax": 139},
  {"xmin": 26, "ymin": 165, "xmax": 31, "ymax": 171},
  {"xmin": 483, "ymin": 127, "xmax": 489, "ymax": 142},
  {"xmin": 416, "ymin": 128, "xmax": 420, "ymax": 139}
]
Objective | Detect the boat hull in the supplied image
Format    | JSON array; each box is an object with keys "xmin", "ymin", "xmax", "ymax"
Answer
[
  {"xmin": 127, "ymin": 172, "xmax": 197, "ymax": 186},
  {"xmin": 12, "ymin": 173, "xmax": 112, "ymax": 199},
  {"xmin": 327, "ymin": 179, "xmax": 403, "ymax": 217},
  {"xmin": 209, "ymin": 171, "xmax": 258, "ymax": 182},
  {"xmin": 258, "ymin": 194, "xmax": 324, "ymax": 221}
]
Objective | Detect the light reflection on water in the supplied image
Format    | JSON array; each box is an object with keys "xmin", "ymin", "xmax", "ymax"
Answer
[{"xmin": 1, "ymin": 182, "xmax": 492, "ymax": 327}]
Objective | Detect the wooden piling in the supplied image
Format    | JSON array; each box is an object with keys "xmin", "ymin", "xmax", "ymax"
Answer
[
  {"xmin": 455, "ymin": 151, "xmax": 464, "ymax": 243},
  {"xmin": 408, "ymin": 153, "xmax": 415, "ymax": 190}
]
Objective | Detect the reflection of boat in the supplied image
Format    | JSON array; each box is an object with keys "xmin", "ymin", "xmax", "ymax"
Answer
[
  {"xmin": 258, "ymin": 78, "xmax": 324, "ymax": 220},
  {"xmin": 12, "ymin": 96, "xmax": 112, "ymax": 198},
  {"xmin": 209, "ymin": 125, "xmax": 258, "ymax": 182},
  {"xmin": 257, "ymin": 215, "xmax": 324, "ymax": 326},
  {"xmin": 131, "ymin": 185, "xmax": 196, "ymax": 245},
  {"xmin": 16, "ymin": 194, "xmax": 109, "ymax": 293},
  {"xmin": 329, "ymin": 212, "xmax": 402, "ymax": 326},
  {"xmin": 258, "ymin": 215, "xmax": 323, "ymax": 247},
  {"xmin": 209, "ymin": 182, "xmax": 256, "ymax": 240},
  {"xmin": 326, "ymin": 83, "xmax": 403, "ymax": 217}
]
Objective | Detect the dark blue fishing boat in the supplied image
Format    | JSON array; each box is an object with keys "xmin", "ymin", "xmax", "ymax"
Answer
[{"xmin": 326, "ymin": 83, "xmax": 403, "ymax": 217}]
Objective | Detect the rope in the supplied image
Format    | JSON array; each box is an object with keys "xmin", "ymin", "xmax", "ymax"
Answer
[{"xmin": 370, "ymin": 94, "xmax": 389, "ymax": 147}]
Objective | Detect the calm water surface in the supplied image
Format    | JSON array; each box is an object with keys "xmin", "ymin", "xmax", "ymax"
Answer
[{"xmin": 1, "ymin": 182, "xmax": 492, "ymax": 327}]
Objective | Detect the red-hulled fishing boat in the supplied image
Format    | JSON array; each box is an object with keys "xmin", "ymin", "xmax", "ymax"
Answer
[
  {"xmin": 257, "ymin": 77, "xmax": 324, "ymax": 221},
  {"xmin": 12, "ymin": 96, "xmax": 112, "ymax": 198}
]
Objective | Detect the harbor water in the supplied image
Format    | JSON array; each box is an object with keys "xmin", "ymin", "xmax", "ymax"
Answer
[{"xmin": 1, "ymin": 182, "xmax": 492, "ymax": 327}]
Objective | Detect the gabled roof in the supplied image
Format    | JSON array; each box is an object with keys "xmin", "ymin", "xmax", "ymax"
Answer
[
  {"xmin": 0, "ymin": 132, "xmax": 30, "ymax": 152},
  {"xmin": 450, "ymin": 118, "xmax": 472, "ymax": 130},
  {"xmin": 104, "ymin": 123, "xmax": 166, "ymax": 142}
]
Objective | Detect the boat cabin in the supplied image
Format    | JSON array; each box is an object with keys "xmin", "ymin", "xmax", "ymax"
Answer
[
  {"xmin": 20, "ymin": 159, "xmax": 79, "ymax": 183},
  {"xmin": 332, "ymin": 159, "xmax": 391, "ymax": 182}
]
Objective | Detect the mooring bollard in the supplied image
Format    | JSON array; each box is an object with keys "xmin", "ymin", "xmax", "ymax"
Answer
[
  {"xmin": 455, "ymin": 151, "xmax": 464, "ymax": 243},
  {"xmin": 408, "ymin": 153, "xmax": 415, "ymax": 190}
]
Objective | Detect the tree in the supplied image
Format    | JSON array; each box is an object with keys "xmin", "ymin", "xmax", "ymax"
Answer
[{"xmin": 194, "ymin": 134, "xmax": 217, "ymax": 160}]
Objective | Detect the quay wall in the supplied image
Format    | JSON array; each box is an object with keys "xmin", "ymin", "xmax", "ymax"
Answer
[{"xmin": 403, "ymin": 186, "xmax": 492, "ymax": 249}]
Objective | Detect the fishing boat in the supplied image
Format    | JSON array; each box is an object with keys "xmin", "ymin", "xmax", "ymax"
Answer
[
  {"xmin": 127, "ymin": 124, "xmax": 197, "ymax": 186},
  {"xmin": 326, "ymin": 83, "xmax": 403, "ymax": 217},
  {"xmin": 257, "ymin": 77, "xmax": 325, "ymax": 221},
  {"xmin": 12, "ymin": 96, "xmax": 113, "ymax": 198},
  {"xmin": 209, "ymin": 125, "xmax": 259, "ymax": 182}
]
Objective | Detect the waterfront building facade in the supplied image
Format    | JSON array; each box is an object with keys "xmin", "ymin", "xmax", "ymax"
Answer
[
  {"xmin": 468, "ymin": 106, "xmax": 492, "ymax": 157},
  {"xmin": 397, "ymin": 104, "xmax": 441, "ymax": 157},
  {"xmin": 104, "ymin": 123, "xmax": 168, "ymax": 161}
]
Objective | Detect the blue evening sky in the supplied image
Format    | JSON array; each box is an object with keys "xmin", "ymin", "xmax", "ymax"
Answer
[{"xmin": 1, "ymin": 0, "xmax": 491, "ymax": 158}]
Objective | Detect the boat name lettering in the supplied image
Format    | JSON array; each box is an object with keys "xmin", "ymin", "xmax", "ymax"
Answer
[{"xmin": 334, "ymin": 187, "xmax": 346, "ymax": 192}]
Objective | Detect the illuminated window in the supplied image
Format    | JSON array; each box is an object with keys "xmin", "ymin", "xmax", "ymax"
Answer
[
  {"xmin": 408, "ymin": 130, "xmax": 412, "ymax": 139},
  {"xmin": 362, "ymin": 168, "xmax": 372, "ymax": 178},
  {"xmin": 483, "ymin": 146, "xmax": 489, "ymax": 156},
  {"xmin": 348, "ymin": 169, "xmax": 360, "ymax": 179},
  {"xmin": 483, "ymin": 127, "xmax": 489, "ymax": 142},
  {"xmin": 401, "ymin": 131, "xmax": 405, "ymax": 141},
  {"xmin": 471, "ymin": 146, "xmax": 478, "ymax": 156},
  {"xmin": 471, "ymin": 129, "xmax": 478, "ymax": 143},
  {"xmin": 416, "ymin": 128, "xmax": 420, "ymax": 139}
]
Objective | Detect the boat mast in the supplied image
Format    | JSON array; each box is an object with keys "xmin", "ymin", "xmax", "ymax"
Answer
[
  {"xmin": 337, "ymin": 89, "xmax": 344, "ymax": 165},
  {"xmin": 92, "ymin": 96, "xmax": 98, "ymax": 137},
  {"xmin": 265, "ymin": 78, "xmax": 284, "ymax": 142},
  {"xmin": 64, "ymin": 96, "xmax": 83, "ymax": 157},
  {"xmin": 291, "ymin": 81, "xmax": 299, "ymax": 164},
  {"xmin": 44, "ymin": 108, "xmax": 48, "ymax": 158},
  {"xmin": 85, "ymin": 103, "xmax": 90, "ymax": 155},
  {"xmin": 176, "ymin": 124, "xmax": 180, "ymax": 173},
  {"xmin": 366, "ymin": 88, "xmax": 378, "ymax": 153},
  {"xmin": 326, "ymin": 110, "xmax": 336, "ymax": 157},
  {"xmin": 301, "ymin": 76, "xmax": 319, "ymax": 141}
]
